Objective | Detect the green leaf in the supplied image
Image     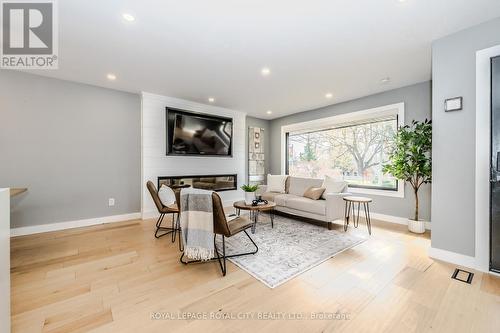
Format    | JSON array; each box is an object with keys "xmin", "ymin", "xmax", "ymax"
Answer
[{"xmin": 241, "ymin": 184, "xmax": 259, "ymax": 192}]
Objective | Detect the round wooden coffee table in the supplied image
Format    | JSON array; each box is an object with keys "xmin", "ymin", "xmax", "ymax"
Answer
[
  {"xmin": 233, "ymin": 200, "xmax": 276, "ymax": 233},
  {"xmin": 343, "ymin": 196, "xmax": 372, "ymax": 235}
]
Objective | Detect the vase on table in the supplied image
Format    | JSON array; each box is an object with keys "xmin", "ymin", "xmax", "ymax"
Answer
[{"xmin": 244, "ymin": 192, "xmax": 256, "ymax": 205}]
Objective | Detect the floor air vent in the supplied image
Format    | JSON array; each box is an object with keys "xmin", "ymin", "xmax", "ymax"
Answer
[{"xmin": 451, "ymin": 268, "xmax": 474, "ymax": 284}]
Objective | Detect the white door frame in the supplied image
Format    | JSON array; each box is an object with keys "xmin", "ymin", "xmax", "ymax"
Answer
[{"xmin": 475, "ymin": 44, "xmax": 500, "ymax": 272}]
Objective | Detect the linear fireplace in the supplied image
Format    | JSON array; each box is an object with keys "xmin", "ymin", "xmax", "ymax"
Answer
[{"xmin": 158, "ymin": 174, "xmax": 237, "ymax": 192}]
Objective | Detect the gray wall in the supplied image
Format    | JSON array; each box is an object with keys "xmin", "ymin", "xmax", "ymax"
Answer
[
  {"xmin": 269, "ymin": 81, "xmax": 432, "ymax": 220},
  {"xmin": 0, "ymin": 71, "xmax": 141, "ymax": 228},
  {"xmin": 245, "ymin": 116, "xmax": 271, "ymax": 183},
  {"xmin": 431, "ymin": 18, "xmax": 500, "ymax": 256}
]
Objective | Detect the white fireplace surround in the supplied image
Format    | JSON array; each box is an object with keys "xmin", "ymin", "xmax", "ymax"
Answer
[{"xmin": 141, "ymin": 92, "xmax": 246, "ymax": 219}]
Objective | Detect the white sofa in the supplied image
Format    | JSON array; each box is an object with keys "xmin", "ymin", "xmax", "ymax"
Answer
[{"xmin": 258, "ymin": 176, "xmax": 350, "ymax": 229}]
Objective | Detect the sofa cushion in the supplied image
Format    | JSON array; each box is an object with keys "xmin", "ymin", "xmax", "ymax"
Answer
[
  {"xmin": 321, "ymin": 175, "xmax": 347, "ymax": 199},
  {"xmin": 286, "ymin": 196, "xmax": 326, "ymax": 215},
  {"xmin": 261, "ymin": 192, "xmax": 294, "ymax": 206},
  {"xmin": 267, "ymin": 174, "xmax": 288, "ymax": 193},
  {"xmin": 303, "ymin": 186, "xmax": 326, "ymax": 200},
  {"xmin": 261, "ymin": 191, "xmax": 278, "ymax": 202},
  {"xmin": 288, "ymin": 176, "xmax": 323, "ymax": 196}
]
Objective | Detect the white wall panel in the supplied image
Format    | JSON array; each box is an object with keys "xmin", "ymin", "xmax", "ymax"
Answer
[{"xmin": 141, "ymin": 93, "xmax": 246, "ymax": 216}]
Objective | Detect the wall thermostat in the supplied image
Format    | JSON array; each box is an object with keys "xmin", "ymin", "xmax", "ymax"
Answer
[{"xmin": 445, "ymin": 97, "xmax": 463, "ymax": 112}]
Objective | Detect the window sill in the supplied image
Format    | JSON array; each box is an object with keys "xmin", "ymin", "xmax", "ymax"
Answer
[{"xmin": 348, "ymin": 186, "xmax": 404, "ymax": 198}]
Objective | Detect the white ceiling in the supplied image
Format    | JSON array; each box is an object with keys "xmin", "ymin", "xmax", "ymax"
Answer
[{"xmin": 24, "ymin": 0, "xmax": 500, "ymax": 119}]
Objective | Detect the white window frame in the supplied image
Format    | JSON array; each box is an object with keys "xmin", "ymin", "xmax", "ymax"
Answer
[{"xmin": 281, "ymin": 102, "xmax": 405, "ymax": 198}]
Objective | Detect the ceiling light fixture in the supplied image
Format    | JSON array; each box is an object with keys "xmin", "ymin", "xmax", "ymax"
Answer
[
  {"xmin": 122, "ymin": 13, "xmax": 135, "ymax": 22},
  {"xmin": 106, "ymin": 73, "xmax": 117, "ymax": 81},
  {"xmin": 380, "ymin": 77, "xmax": 391, "ymax": 84},
  {"xmin": 261, "ymin": 67, "xmax": 271, "ymax": 76},
  {"xmin": 266, "ymin": 110, "xmax": 272, "ymax": 115},
  {"xmin": 208, "ymin": 97, "xmax": 215, "ymax": 103},
  {"xmin": 325, "ymin": 93, "xmax": 333, "ymax": 99}
]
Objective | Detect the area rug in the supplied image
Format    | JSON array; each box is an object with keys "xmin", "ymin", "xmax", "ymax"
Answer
[{"xmin": 216, "ymin": 214, "xmax": 366, "ymax": 288}]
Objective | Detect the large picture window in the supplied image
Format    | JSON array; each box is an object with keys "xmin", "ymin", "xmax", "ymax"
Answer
[{"xmin": 286, "ymin": 116, "xmax": 398, "ymax": 190}]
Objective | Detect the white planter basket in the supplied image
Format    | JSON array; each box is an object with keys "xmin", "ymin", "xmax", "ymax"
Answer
[
  {"xmin": 244, "ymin": 192, "xmax": 256, "ymax": 205},
  {"xmin": 408, "ymin": 219, "xmax": 426, "ymax": 234}
]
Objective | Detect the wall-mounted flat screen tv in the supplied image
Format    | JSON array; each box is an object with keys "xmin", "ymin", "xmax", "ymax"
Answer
[{"xmin": 166, "ymin": 107, "xmax": 233, "ymax": 156}]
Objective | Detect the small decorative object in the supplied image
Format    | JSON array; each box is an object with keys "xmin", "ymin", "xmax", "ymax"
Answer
[
  {"xmin": 445, "ymin": 97, "xmax": 463, "ymax": 112},
  {"xmin": 252, "ymin": 198, "xmax": 268, "ymax": 206},
  {"xmin": 241, "ymin": 184, "xmax": 259, "ymax": 205},
  {"xmin": 383, "ymin": 119, "xmax": 432, "ymax": 234}
]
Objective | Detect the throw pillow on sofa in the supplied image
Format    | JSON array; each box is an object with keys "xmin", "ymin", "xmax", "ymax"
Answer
[
  {"xmin": 304, "ymin": 187, "xmax": 326, "ymax": 200},
  {"xmin": 158, "ymin": 185, "xmax": 176, "ymax": 206},
  {"xmin": 321, "ymin": 175, "xmax": 347, "ymax": 199},
  {"xmin": 267, "ymin": 174, "xmax": 288, "ymax": 193}
]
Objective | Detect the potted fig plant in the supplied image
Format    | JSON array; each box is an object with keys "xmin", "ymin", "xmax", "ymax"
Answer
[
  {"xmin": 383, "ymin": 119, "xmax": 432, "ymax": 234},
  {"xmin": 241, "ymin": 184, "xmax": 259, "ymax": 205}
]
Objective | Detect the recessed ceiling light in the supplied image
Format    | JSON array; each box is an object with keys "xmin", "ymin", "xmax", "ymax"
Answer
[
  {"xmin": 208, "ymin": 97, "xmax": 215, "ymax": 103},
  {"xmin": 380, "ymin": 77, "xmax": 391, "ymax": 84},
  {"xmin": 122, "ymin": 13, "xmax": 135, "ymax": 22},
  {"xmin": 106, "ymin": 73, "xmax": 117, "ymax": 81},
  {"xmin": 261, "ymin": 67, "xmax": 271, "ymax": 76},
  {"xmin": 266, "ymin": 110, "xmax": 272, "ymax": 115},
  {"xmin": 325, "ymin": 93, "xmax": 333, "ymax": 99}
]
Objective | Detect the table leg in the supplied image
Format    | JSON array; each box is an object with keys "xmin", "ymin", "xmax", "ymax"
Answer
[
  {"xmin": 351, "ymin": 202, "xmax": 358, "ymax": 228},
  {"xmin": 363, "ymin": 202, "xmax": 372, "ymax": 235},
  {"xmin": 270, "ymin": 209, "xmax": 274, "ymax": 228},
  {"xmin": 251, "ymin": 211, "xmax": 258, "ymax": 234},
  {"xmin": 355, "ymin": 202, "xmax": 361, "ymax": 228}
]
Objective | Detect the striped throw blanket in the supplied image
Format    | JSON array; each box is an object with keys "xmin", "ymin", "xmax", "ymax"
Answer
[{"xmin": 180, "ymin": 188, "xmax": 214, "ymax": 261}]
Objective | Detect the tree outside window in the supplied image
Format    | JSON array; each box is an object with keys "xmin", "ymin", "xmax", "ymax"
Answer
[{"xmin": 287, "ymin": 118, "xmax": 398, "ymax": 190}]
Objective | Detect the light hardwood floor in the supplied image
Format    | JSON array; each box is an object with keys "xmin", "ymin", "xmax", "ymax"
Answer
[{"xmin": 10, "ymin": 214, "xmax": 500, "ymax": 333}]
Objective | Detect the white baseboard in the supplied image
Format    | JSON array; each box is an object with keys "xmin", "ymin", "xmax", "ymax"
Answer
[
  {"xmin": 10, "ymin": 212, "xmax": 142, "ymax": 237},
  {"xmin": 428, "ymin": 247, "xmax": 479, "ymax": 271},
  {"xmin": 9, "ymin": 207, "xmax": 426, "ymax": 237},
  {"xmin": 370, "ymin": 212, "xmax": 431, "ymax": 230},
  {"xmin": 141, "ymin": 210, "xmax": 159, "ymax": 220}
]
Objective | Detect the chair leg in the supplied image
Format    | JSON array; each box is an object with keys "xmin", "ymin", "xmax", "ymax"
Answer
[
  {"xmin": 171, "ymin": 213, "xmax": 176, "ymax": 243},
  {"xmin": 214, "ymin": 234, "xmax": 227, "ymax": 276},
  {"xmin": 155, "ymin": 213, "xmax": 178, "ymax": 239},
  {"xmin": 176, "ymin": 215, "xmax": 183, "ymax": 251},
  {"xmin": 155, "ymin": 213, "xmax": 164, "ymax": 228},
  {"xmin": 155, "ymin": 214, "xmax": 170, "ymax": 238},
  {"xmin": 181, "ymin": 229, "xmax": 258, "ymax": 277}
]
